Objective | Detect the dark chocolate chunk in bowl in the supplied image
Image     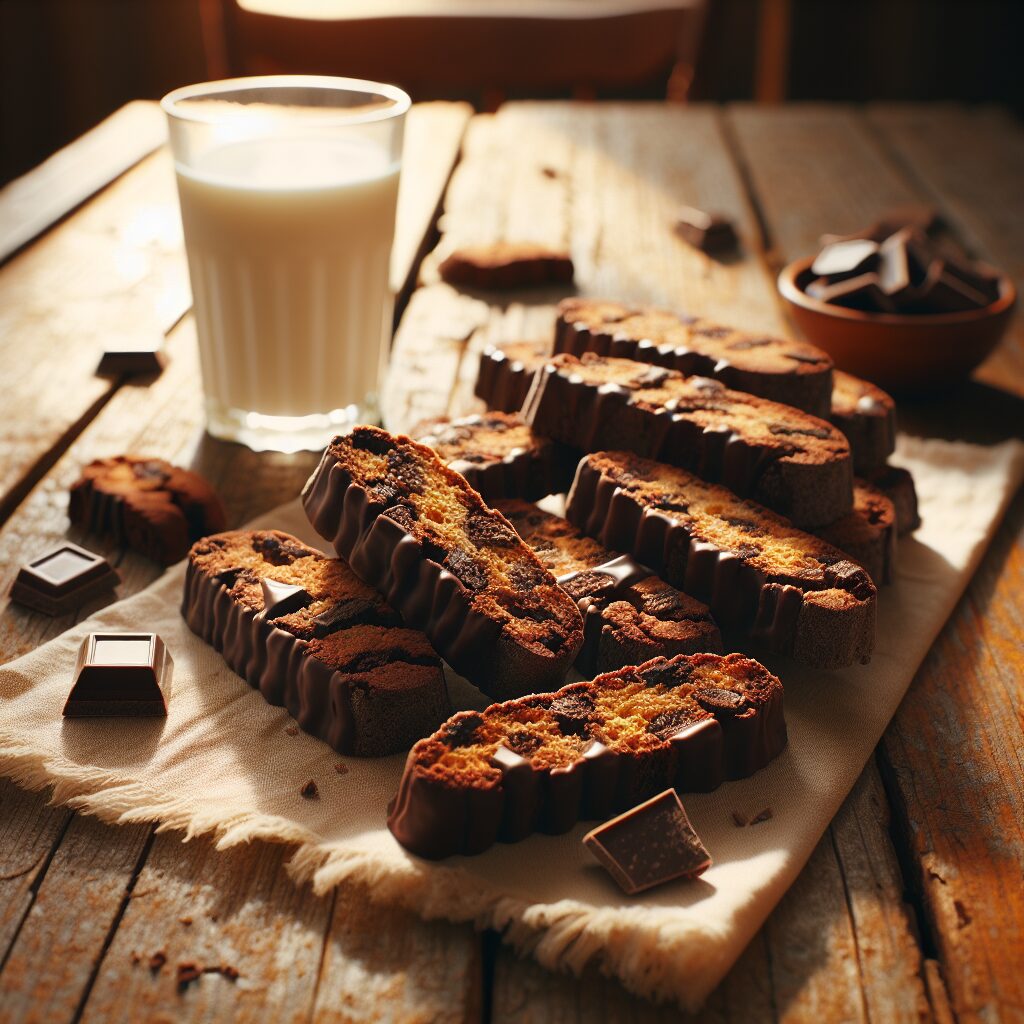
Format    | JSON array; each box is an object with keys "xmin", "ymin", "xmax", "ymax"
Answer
[
  {"xmin": 9, "ymin": 542, "xmax": 119, "ymax": 616},
  {"xmin": 583, "ymin": 788, "xmax": 712, "ymax": 895},
  {"xmin": 63, "ymin": 632, "xmax": 173, "ymax": 717}
]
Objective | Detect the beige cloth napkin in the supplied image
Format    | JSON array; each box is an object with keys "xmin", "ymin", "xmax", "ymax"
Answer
[{"xmin": 2, "ymin": 435, "xmax": 1023, "ymax": 1011}]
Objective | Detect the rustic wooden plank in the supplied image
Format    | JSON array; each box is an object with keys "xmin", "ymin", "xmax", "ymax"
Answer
[
  {"xmin": 78, "ymin": 835, "xmax": 329, "ymax": 1024},
  {"xmin": 880, "ymin": 486, "xmax": 1024, "ymax": 1024},
  {"xmin": 0, "ymin": 814, "xmax": 151, "ymax": 1024},
  {"xmin": 309, "ymin": 886, "xmax": 482, "ymax": 1023},
  {"xmin": 0, "ymin": 780, "xmax": 72, "ymax": 965},
  {"xmin": 865, "ymin": 104, "xmax": 1024, "ymax": 394},
  {"xmin": 0, "ymin": 101, "xmax": 167, "ymax": 264},
  {"xmin": 0, "ymin": 148, "xmax": 190, "ymax": 523}
]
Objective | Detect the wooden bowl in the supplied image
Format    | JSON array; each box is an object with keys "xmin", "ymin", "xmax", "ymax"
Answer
[{"xmin": 777, "ymin": 256, "xmax": 1016, "ymax": 393}]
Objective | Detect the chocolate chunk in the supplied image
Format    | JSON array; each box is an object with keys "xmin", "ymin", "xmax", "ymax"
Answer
[
  {"xmin": 9, "ymin": 542, "xmax": 119, "ymax": 616},
  {"xmin": 506, "ymin": 730, "xmax": 542, "ymax": 756},
  {"xmin": 352, "ymin": 431, "xmax": 395, "ymax": 456},
  {"xmin": 259, "ymin": 578, "xmax": 311, "ymax": 619},
  {"xmin": 300, "ymin": 779, "xmax": 319, "ymax": 799},
  {"xmin": 647, "ymin": 707, "xmax": 699, "ymax": 739},
  {"xmin": 549, "ymin": 691, "xmax": 595, "ymax": 735},
  {"xmin": 466, "ymin": 513, "xmax": 518, "ymax": 549},
  {"xmin": 811, "ymin": 238, "xmax": 879, "ymax": 278},
  {"xmin": 674, "ymin": 206, "xmax": 738, "ymax": 255},
  {"xmin": 96, "ymin": 338, "xmax": 167, "ymax": 378},
  {"xmin": 443, "ymin": 713, "xmax": 484, "ymax": 748},
  {"xmin": 693, "ymin": 687, "xmax": 746, "ymax": 716},
  {"xmin": 63, "ymin": 633, "xmax": 172, "ymax": 717},
  {"xmin": 583, "ymin": 789, "xmax": 712, "ymax": 894},
  {"xmin": 637, "ymin": 659, "xmax": 689, "ymax": 688},
  {"xmin": 251, "ymin": 533, "xmax": 308, "ymax": 565},
  {"xmin": 444, "ymin": 549, "xmax": 489, "ymax": 593}
]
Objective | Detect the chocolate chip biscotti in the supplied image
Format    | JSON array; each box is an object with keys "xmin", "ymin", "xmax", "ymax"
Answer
[
  {"xmin": 524, "ymin": 353, "xmax": 853, "ymax": 528},
  {"xmin": 474, "ymin": 339, "xmax": 550, "ymax": 413},
  {"xmin": 815, "ymin": 480, "xmax": 897, "ymax": 585},
  {"xmin": 71, "ymin": 456, "xmax": 226, "ymax": 565},
  {"xmin": 413, "ymin": 412, "xmax": 576, "ymax": 503},
  {"xmin": 567, "ymin": 451, "xmax": 876, "ymax": 668},
  {"xmin": 497, "ymin": 500, "xmax": 722, "ymax": 676},
  {"xmin": 302, "ymin": 427, "xmax": 584, "ymax": 699},
  {"xmin": 555, "ymin": 298, "xmax": 833, "ymax": 417},
  {"xmin": 183, "ymin": 530, "xmax": 450, "ymax": 756},
  {"xmin": 388, "ymin": 651, "xmax": 786, "ymax": 859},
  {"xmin": 830, "ymin": 371, "xmax": 897, "ymax": 474}
]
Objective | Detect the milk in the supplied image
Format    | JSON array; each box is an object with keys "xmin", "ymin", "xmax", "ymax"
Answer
[{"xmin": 174, "ymin": 136, "xmax": 400, "ymax": 447}]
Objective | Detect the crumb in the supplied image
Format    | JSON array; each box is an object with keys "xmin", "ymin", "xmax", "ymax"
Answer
[
  {"xmin": 285, "ymin": 725, "xmax": 299, "ymax": 736},
  {"xmin": 300, "ymin": 779, "xmax": 319, "ymax": 799},
  {"xmin": 333, "ymin": 762, "xmax": 349, "ymax": 775},
  {"xmin": 131, "ymin": 951, "xmax": 141, "ymax": 965},
  {"xmin": 750, "ymin": 807, "xmax": 773, "ymax": 825},
  {"xmin": 731, "ymin": 811, "xmax": 748, "ymax": 827},
  {"xmin": 540, "ymin": 166, "xmax": 559, "ymax": 179},
  {"xmin": 177, "ymin": 962, "xmax": 202, "ymax": 992},
  {"xmin": 148, "ymin": 950, "xmax": 167, "ymax": 972},
  {"xmin": 179, "ymin": 916, "xmax": 192, "ymax": 926},
  {"xmin": 204, "ymin": 964, "xmax": 240, "ymax": 981},
  {"xmin": 954, "ymin": 900, "xmax": 972, "ymax": 928}
]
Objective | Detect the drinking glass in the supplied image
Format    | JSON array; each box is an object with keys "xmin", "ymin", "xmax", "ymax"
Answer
[{"xmin": 162, "ymin": 76, "xmax": 410, "ymax": 452}]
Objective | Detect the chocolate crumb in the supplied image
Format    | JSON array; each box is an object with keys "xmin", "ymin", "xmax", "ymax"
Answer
[
  {"xmin": 300, "ymin": 779, "xmax": 319, "ymax": 799},
  {"xmin": 148, "ymin": 950, "xmax": 167, "ymax": 972},
  {"xmin": 177, "ymin": 962, "xmax": 202, "ymax": 991},
  {"xmin": 204, "ymin": 964, "xmax": 240, "ymax": 981},
  {"xmin": 540, "ymin": 166, "xmax": 559, "ymax": 179},
  {"xmin": 750, "ymin": 807, "xmax": 773, "ymax": 825},
  {"xmin": 334, "ymin": 762, "xmax": 349, "ymax": 775},
  {"xmin": 731, "ymin": 811, "xmax": 748, "ymax": 827},
  {"xmin": 285, "ymin": 725, "xmax": 299, "ymax": 736}
]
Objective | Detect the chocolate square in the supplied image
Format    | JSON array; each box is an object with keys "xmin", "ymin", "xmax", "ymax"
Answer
[
  {"xmin": 9, "ymin": 542, "xmax": 119, "ymax": 616},
  {"xmin": 63, "ymin": 632, "xmax": 172, "ymax": 717},
  {"xmin": 674, "ymin": 206, "xmax": 738, "ymax": 254},
  {"xmin": 583, "ymin": 788, "xmax": 711, "ymax": 895},
  {"xmin": 96, "ymin": 338, "xmax": 167, "ymax": 377}
]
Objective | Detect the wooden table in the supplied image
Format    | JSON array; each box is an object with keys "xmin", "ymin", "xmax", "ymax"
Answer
[{"xmin": 1, "ymin": 99, "xmax": 1021, "ymax": 1024}]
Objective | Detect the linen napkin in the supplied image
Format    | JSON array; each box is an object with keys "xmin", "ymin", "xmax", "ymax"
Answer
[{"xmin": 2, "ymin": 434, "xmax": 1022, "ymax": 1011}]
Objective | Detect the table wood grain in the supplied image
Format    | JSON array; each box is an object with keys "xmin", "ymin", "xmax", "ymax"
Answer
[{"xmin": 1, "ymin": 99, "xmax": 1021, "ymax": 1023}]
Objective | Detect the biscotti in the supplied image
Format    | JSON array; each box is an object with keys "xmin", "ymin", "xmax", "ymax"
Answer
[
  {"xmin": 474, "ymin": 340, "xmax": 550, "ymax": 413},
  {"xmin": 566, "ymin": 451, "xmax": 876, "ymax": 668},
  {"xmin": 497, "ymin": 500, "xmax": 723, "ymax": 676},
  {"xmin": 815, "ymin": 480, "xmax": 897, "ymax": 585},
  {"xmin": 439, "ymin": 242, "xmax": 574, "ymax": 290},
  {"xmin": 71, "ymin": 456, "xmax": 227, "ymax": 565},
  {"xmin": 388, "ymin": 651, "xmax": 787, "ymax": 858},
  {"xmin": 554, "ymin": 298, "xmax": 833, "ymax": 417},
  {"xmin": 413, "ymin": 412, "xmax": 576, "ymax": 502},
  {"xmin": 868, "ymin": 465, "xmax": 920, "ymax": 535},
  {"xmin": 183, "ymin": 530, "xmax": 450, "ymax": 756},
  {"xmin": 830, "ymin": 371, "xmax": 897, "ymax": 474},
  {"xmin": 302, "ymin": 427, "xmax": 584, "ymax": 699},
  {"xmin": 524, "ymin": 352, "xmax": 853, "ymax": 528}
]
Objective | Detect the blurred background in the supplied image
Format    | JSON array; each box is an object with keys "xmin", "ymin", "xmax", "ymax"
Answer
[{"xmin": 3, "ymin": 0, "xmax": 1023, "ymax": 187}]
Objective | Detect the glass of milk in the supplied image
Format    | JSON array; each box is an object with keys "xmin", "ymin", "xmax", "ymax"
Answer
[{"xmin": 162, "ymin": 76, "xmax": 409, "ymax": 452}]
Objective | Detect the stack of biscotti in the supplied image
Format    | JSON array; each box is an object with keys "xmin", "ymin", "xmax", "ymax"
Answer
[
  {"xmin": 523, "ymin": 352, "xmax": 854, "ymax": 528},
  {"xmin": 183, "ymin": 530, "xmax": 450, "ymax": 756},
  {"xmin": 567, "ymin": 450, "xmax": 877, "ymax": 668},
  {"xmin": 413, "ymin": 412, "xmax": 577, "ymax": 502},
  {"xmin": 497, "ymin": 499, "xmax": 722, "ymax": 676},
  {"xmin": 388, "ymin": 651, "xmax": 787, "ymax": 858},
  {"xmin": 302, "ymin": 427, "xmax": 584, "ymax": 700}
]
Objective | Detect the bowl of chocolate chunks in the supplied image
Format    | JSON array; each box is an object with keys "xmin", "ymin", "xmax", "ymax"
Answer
[{"xmin": 777, "ymin": 206, "xmax": 1015, "ymax": 392}]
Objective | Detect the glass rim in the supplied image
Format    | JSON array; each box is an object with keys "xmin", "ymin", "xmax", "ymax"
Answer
[{"xmin": 161, "ymin": 75, "xmax": 411, "ymax": 127}]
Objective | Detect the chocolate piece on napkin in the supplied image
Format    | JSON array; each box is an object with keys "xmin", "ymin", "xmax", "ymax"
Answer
[
  {"xmin": 63, "ymin": 632, "xmax": 172, "ymax": 717},
  {"xmin": 10, "ymin": 542, "xmax": 119, "ymax": 616},
  {"xmin": 584, "ymin": 788, "xmax": 712, "ymax": 894}
]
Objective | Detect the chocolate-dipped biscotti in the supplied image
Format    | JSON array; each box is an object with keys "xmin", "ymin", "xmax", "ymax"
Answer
[
  {"xmin": 302, "ymin": 427, "xmax": 584, "ymax": 699},
  {"xmin": 567, "ymin": 451, "xmax": 876, "ymax": 668},
  {"xmin": 474, "ymin": 340, "xmax": 550, "ymax": 413},
  {"xmin": 183, "ymin": 530, "xmax": 450, "ymax": 756},
  {"xmin": 439, "ymin": 242, "xmax": 574, "ymax": 290},
  {"xmin": 554, "ymin": 298, "xmax": 833, "ymax": 417},
  {"xmin": 497, "ymin": 500, "xmax": 722, "ymax": 676},
  {"xmin": 413, "ymin": 412, "xmax": 576, "ymax": 503},
  {"xmin": 868, "ymin": 465, "xmax": 920, "ymax": 535},
  {"xmin": 830, "ymin": 371, "xmax": 897, "ymax": 474},
  {"xmin": 815, "ymin": 480, "xmax": 897, "ymax": 585},
  {"xmin": 71, "ymin": 456, "xmax": 227, "ymax": 565},
  {"xmin": 524, "ymin": 353, "xmax": 853, "ymax": 528},
  {"xmin": 388, "ymin": 651, "xmax": 786, "ymax": 859}
]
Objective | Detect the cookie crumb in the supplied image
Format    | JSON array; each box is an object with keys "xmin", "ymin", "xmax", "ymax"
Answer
[
  {"xmin": 179, "ymin": 916, "xmax": 192, "ymax": 927},
  {"xmin": 300, "ymin": 779, "xmax": 319, "ymax": 799},
  {"xmin": 177, "ymin": 962, "xmax": 202, "ymax": 992},
  {"xmin": 750, "ymin": 807, "xmax": 773, "ymax": 825},
  {"xmin": 731, "ymin": 810, "xmax": 748, "ymax": 827},
  {"xmin": 203, "ymin": 963, "xmax": 240, "ymax": 981},
  {"xmin": 148, "ymin": 950, "xmax": 167, "ymax": 972},
  {"xmin": 540, "ymin": 166, "xmax": 559, "ymax": 179},
  {"xmin": 333, "ymin": 762, "xmax": 349, "ymax": 775},
  {"xmin": 285, "ymin": 725, "xmax": 299, "ymax": 736},
  {"xmin": 131, "ymin": 951, "xmax": 141, "ymax": 965}
]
